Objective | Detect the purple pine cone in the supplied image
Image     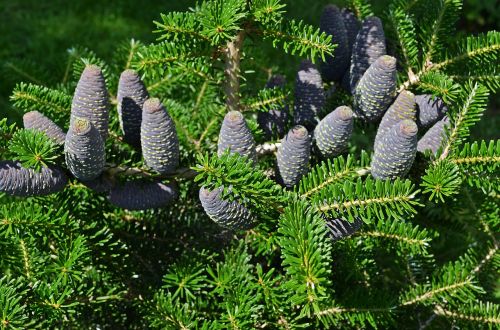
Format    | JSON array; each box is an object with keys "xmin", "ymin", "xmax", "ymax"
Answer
[
  {"xmin": 0, "ymin": 160, "xmax": 67, "ymax": 196},
  {"xmin": 314, "ymin": 106, "xmax": 354, "ymax": 158},
  {"xmin": 340, "ymin": 8, "xmax": 360, "ymax": 51},
  {"xmin": 141, "ymin": 98, "xmax": 180, "ymax": 174},
  {"xmin": 277, "ymin": 125, "xmax": 311, "ymax": 188},
  {"xmin": 319, "ymin": 5, "xmax": 350, "ymax": 82},
  {"xmin": 415, "ymin": 94, "xmax": 448, "ymax": 129},
  {"xmin": 65, "ymin": 117, "xmax": 105, "ymax": 181},
  {"xmin": 325, "ymin": 216, "xmax": 363, "ymax": 241},
  {"xmin": 199, "ymin": 186, "xmax": 255, "ymax": 230},
  {"xmin": 70, "ymin": 64, "xmax": 110, "ymax": 141},
  {"xmin": 265, "ymin": 74, "xmax": 286, "ymax": 89},
  {"xmin": 258, "ymin": 75, "xmax": 289, "ymax": 139},
  {"xmin": 374, "ymin": 90, "xmax": 416, "ymax": 150},
  {"xmin": 417, "ymin": 116, "xmax": 450, "ymax": 154},
  {"xmin": 293, "ymin": 60, "xmax": 325, "ymax": 129},
  {"xmin": 349, "ymin": 16, "xmax": 386, "ymax": 93},
  {"xmin": 109, "ymin": 180, "xmax": 178, "ymax": 210},
  {"xmin": 218, "ymin": 111, "xmax": 256, "ymax": 163},
  {"xmin": 354, "ymin": 55, "xmax": 397, "ymax": 122},
  {"xmin": 371, "ymin": 119, "xmax": 418, "ymax": 180},
  {"xmin": 23, "ymin": 111, "xmax": 66, "ymax": 144},
  {"xmin": 117, "ymin": 69, "xmax": 149, "ymax": 148}
]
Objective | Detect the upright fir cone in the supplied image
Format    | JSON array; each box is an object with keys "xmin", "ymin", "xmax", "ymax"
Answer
[
  {"xmin": 117, "ymin": 69, "xmax": 149, "ymax": 148},
  {"xmin": 349, "ymin": 16, "xmax": 386, "ymax": 93},
  {"xmin": 374, "ymin": 90, "xmax": 416, "ymax": 150},
  {"xmin": 319, "ymin": 5, "xmax": 350, "ymax": 82},
  {"xmin": 199, "ymin": 186, "xmax": 255, "ymax": 230},
  {"xmin": 218, "ymin": 110, "xmax": 257, "ymax": 163},
  {"xmin": 417, "ymin": 116, "xmax": 450, "ymax": 154},
  {"xmin": 324, "ymin": 216, "xmax": 363, "ymax": 241},
  {"xmin": 314, "ymin": 106, "xmax": 354, "ymax": 158},
  {"xmin": 257, "ymin": 75, "xmax": 289, "ymax": 139},
  {"xmin": 70, "ymin": 64, "xmax": 110, "ymax": 141},
  {"xmin": 293, "ymin": 60, "xmax": 325, "ymax": 129},
  {"xmin": 353, "ymin": 55, "xmax": 397, "ymax": 122},
  {"xmin": 277, "ymin": 125, "xmax": 311, "ymax": 188},
  {"xmin": 371, "ymin": 119, "xmax": 418, "ymax": 180},
  {"xmin": 109, "ymin": 180, "xmax": 178, "ymax": 210},
  {"xmin": 340, "ymin": 8, "xmax": 360, "ymax": 52},
  {"xmin": 415, "ymin": 94, "xmax": 448, "ymax": 129},
  {"xmin": 0, "ymin": 161, "xmax": 67, "ymax": 197},
  {"xmin": 23, "ymin": 111, "xmax": 66, "ymax": 144},
  {"xmin": 65, "ymin": 117, "xmax": 105, "ymax": 181},
  {"xmin": 141, "ymin": 98, "xmax": 179, "ymax": 174}
]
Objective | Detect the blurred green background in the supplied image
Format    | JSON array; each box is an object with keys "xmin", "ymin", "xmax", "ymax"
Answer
[{"xmin": 1, "ymin": 0, "xmax": 498, "ymax": 134}]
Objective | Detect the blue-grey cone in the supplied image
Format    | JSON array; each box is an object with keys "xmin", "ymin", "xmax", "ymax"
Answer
[
  {"xmin": 353, "ymin": 55, "xmax": 397, "ymax": 122},
  {"xmin": 65, "ymin": 117, "xmax": 105, "ymax": 181},
  {"xmin": 23, "ymin": 111, "xmax": 66, "ymax": 144},
  {"xmin": 141, "ymin": 98, "xmax": 180, "ymax": 174},
  {"xmin": 109, "ymin": 180, "xmax": 178, "ymax": 210},
  {"xmin": 218, "ymin": 110, "xmax": 257, "ymax": 163},
  {"xmin": 349, "ymin": 16, "xmax": 386, "ymax": 93},
  {"xmin": 293, "ymin": 60, "xmax": 325, "ymax": 129},
  {"xmin": 277, "ymin": 125, "xmax": 311, "ymax": 188},
  {"xmin": 415, "ymin": 94, "xmax": 448, "ymax": 129},
  {"xmin": 340, "ymin": 8, "xmax": 360, "ymax": 51},
  {"xmin": 82, "ymin": 175, "xmax": 113, "ymax": 193},
  {"xmin": 324, "ymin": 216, "xmax": 363, "ymax": 241},
  {"xmin": 374, "ymin": 90, "xmax": 416, "ymax": 150},
  {"xmin": 314, "ymin": 106, "xmax": 354, "ymax": 158},
  {"xmin": 319, "ymin": 5, "xmax": 350, "ymax": 82},
  {"xmin": 199, "ymin": 186, "xmax": 255, "ymax": 230},
  {"xmin": 70, "ymin": 64, "xmax": 110, "ymax": 141},
  {"xmin": 0, "ymin": 160, "xmax": 67, "ymax": 196},
  {"xmin": 117, "ymin": 69, "xmax": 149, "ymax": 148},
  {"xmin": 417, "ymin": 116, "xmax": 450, "ymax": 154},
  {"xmin": 371, "ymin": 119, "xmax": 418, "ymax": 180},
  {"xmin": 258, "ymin": 74, "xmax": 289, "ymax": 139}
]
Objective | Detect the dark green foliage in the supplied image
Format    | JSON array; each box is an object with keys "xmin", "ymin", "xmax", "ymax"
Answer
[
  {"xmin": 293, "ymin": 60, "xmax": 325, "ymax": 129},
  {"xmin": 354, "ymin": 55, "xmax": 397, "ymax": 122},
  {"xmin": 319, "ymin": 5, "xmax": 350, "ymax": 82},
  {"xmin": 417, "ymin": 116, "xmax": 449, "ymax": 154},
  {"xmin": 371, "ymin": 119, "xmax": 418, "ymax": 180},
  {"xmin": 314, "ymin": 105, "xmax": 354, "ymax": 158},
  {"xmin": 199, "ymin": 186, "xmax": 255, "ymax": 230},
  {"xmin": 415, "ymin": 94, "xmax": 448, "ymax": 129},
  {"xmin": 374, "ymin": 90, "xmax": 416, "ymax": 150},
  {"xmin": 277, "ymin": 125, "xmax": 311, "ymax": 188},
  {"xmin": 349, "ymin": 16, "xmax": 386, "ymax": 93},
  {"xmin": 217, "ymin": 111, "xmax": 256, "ymax": 163},
  {"xmin": 8, "ymin": 129, "xmax": 60, "ymax": 171},
  {"xmin": 0, "ymin": 160, "xmax": 67, "ymax": 196},
  {"xmin": 141, "ymin": 98, "xmax": 179, "ymax": 174},
  {"xmin": 108, "ymin": 180, "xmax": 178, "ymax": 210},
  {"xmin": 117, "ymin": 69, "xmax": 149, "ymax": 148},
  {"xmin": 22, "ymin": 111, "xmax": 66, "ymax": 144},
  {"xmin": 70, "ymin": 64, "xmax": 110, "ymax": 141},
  {"xmin": 64, "ymin": 117, "xmax": 105, "ymax": 181}
]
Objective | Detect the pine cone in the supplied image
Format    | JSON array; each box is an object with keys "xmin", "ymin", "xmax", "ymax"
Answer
[
  {"xmin": 258, "ymin": 74, "xmax": 289, "ymax": 139},
  {"xmin": 371, "ymin": 119, "xmax": 418, "ymax": 180},
  {"xmin": 277, "ymin": 125, "xmax": 311, "ymax": 188},
  {"xmin": 293, "ymin": 60, "xmax": 325, "ymax": 129},
  {"xmin": 340, "ymin": 8, "xmax": 360, "ymax": 51},
  {"xmin": 417, "ymin": 116, "xmax": 450, "ymax": 154},
  {"xmin": 117, "ymin": 69, "xmax": 149, "ymax": 148},
  {"xmin": 314, "ymin": 106, "xmax": 354, "ymax": 158},
  {"xmin": 141, "ymin": 98, "xmax": 180, "ymax": 174},
  {"xmin": 374, "ymin": 90, "xmax": 416, "ymax": 150},
  {"xmin": 109, "ymin": 180, "xmax": 178, "ymax": 210},
  {"xmin": 23, "ymin": 111, "xmax": 66, "ymax": 144},
  {"xmin": 324, "ymin": 216, "xmax": 363, "ymax": 241},
  {"xmin": 70, "ymin": 64, "xmax": 110, "ymax": 141},
  {"xmin": 0, "ymin": 160, "xmax": 67, "ymax": 196},
  {"xmin": 349, "ymin": 16, "xmax": 386, "ymax": 93},
  {"xmin": 218, "ymin": 110, "xmax": 256, "ymax": 163},
  {"xmin": 319, "ymin": 5, "xmax": 350, "ymax": 82},
  {"xmin": 353, "ymin": 55, "xmax": 397, "ymax": 122},
  {"xmin": 415, "ymin": 94, "xmax": 448, "ymax": 129},
  {"xmin": 82, "ymin": 175, "xmax": 113, "ymax": 193},
  {"xmin": 199, "ymin": 186, "xmax": 255, "ymax": 230},
  {"xmin": 65, "ymin": 117, "xmax": 105, "ymax": 181}
]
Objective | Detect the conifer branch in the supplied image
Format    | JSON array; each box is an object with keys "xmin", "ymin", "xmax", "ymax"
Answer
[{"xmin": 434, "ymin": 304, "xmax": 500, "ymax": 325}]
